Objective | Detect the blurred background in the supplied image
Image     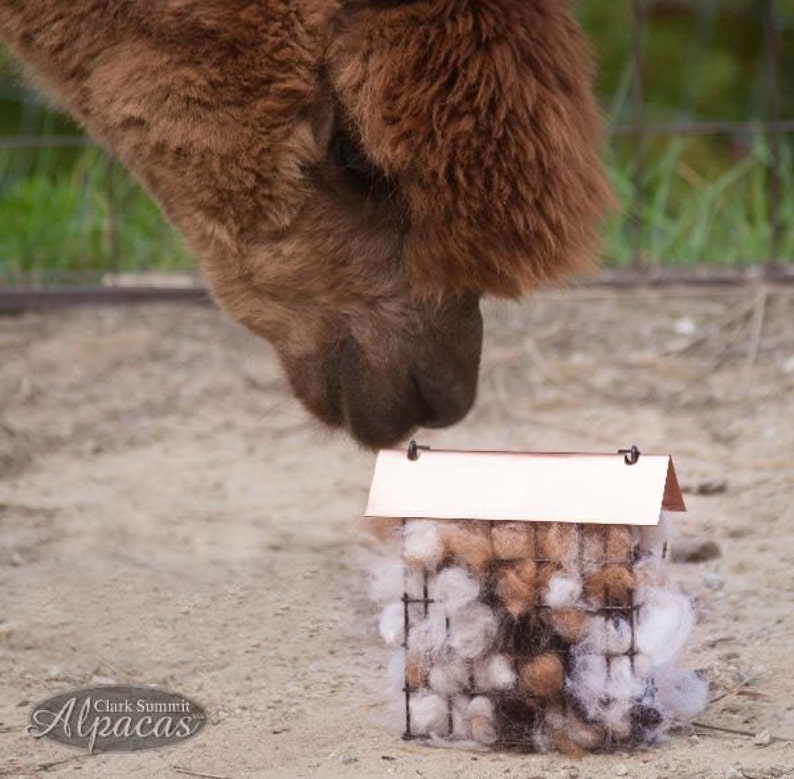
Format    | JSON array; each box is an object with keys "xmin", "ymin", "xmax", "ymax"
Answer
[{"xmin": 0, "ymin": 0, "xmax": 792, "ymax": 293}]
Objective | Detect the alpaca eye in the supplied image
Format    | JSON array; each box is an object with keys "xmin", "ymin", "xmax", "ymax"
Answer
[
  {"xmin": 329, "ymin": 128, "xmax": 377, "ymax": 188},
  {"xmin": 328, "ymin": 129, "xmax": 392, "ymax": 200}
]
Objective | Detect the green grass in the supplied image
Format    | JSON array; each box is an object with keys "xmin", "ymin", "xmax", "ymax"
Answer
[
  {"xmin": 603, "ymin": 134, "xmax": 793, "ymax": 266},
  {"xmin": 1, "ymin": 136, "xmax": 791, "ymax": 283},
  {"xmin": 0, "ymin": 147, "xmax": 191, "ymax": 284}
]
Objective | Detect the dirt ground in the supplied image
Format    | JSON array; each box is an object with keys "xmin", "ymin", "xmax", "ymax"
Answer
[{"xmin": 0, "ymin": 286, "xmax": 792, "ymax": 779}]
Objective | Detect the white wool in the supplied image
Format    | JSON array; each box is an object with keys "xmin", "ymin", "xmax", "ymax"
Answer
[
  {"xmin": 633, "ymin": 652, "xmax": 652, "ymax": 678},
  {"xmin": 581, "ymin": 615, "xmax": 633, "ymax": 655},
  {"xmin": 404, "ymin": 568, "xmax": 426, "ymax": 600},
  {"xmin": 432, "ymin": 566, "xmax": 481, "ymax": 613},
  {"xmin": 403, "ymin": 520, "xmax": 444, "ymax": 569},
  {"xmin": 654, "ymin": 663, "xmax": 708, "ymax": 721},
  {"xmin": 470, "ymin": 716, "xmax": 498, "ymax": 746},
  {"xmin": 467, "ymin": 695, "xmax": 494, "ymax": 719},
  {"xmin": 639, "ymin": 511, "xmax": 674, "ymax": 555},
  {"xmin": 632, "ymin": 558, "xmax": 663, "ymax": 604},
  {"xmin": 448, "ymin": 603, "xmax": 498, "ymax": 659},
  {"xmin": 567, "ymin": 653, "xmax": 608, "ymax": 720},
  {"xmin": 544, "ymin": 573, "xmax": 582, "ymax": 608},
  {"xmin": 368, "ymin": 556, "xmax": 405, "ymax": 604},
  {"xmin": 379, "ymin": 602, "xmax": 405, "ymax": 647},
  {"xmin": 409, "ymin": 691, "xmax": 449, "ymax": 737},
  {"xmin": 428, "ymin": 658, "xmax": 470, "ymax": 695},
  {"xmin": 605, "ymin": 655, "xmax": 645, "ymax": 701},
  {"xmin": 387, "ymin": 649, "xmax": 405, "ymax": 695},
  {"xmin": 473, "ymin": 654, "xmax": 517, "ymax": 692},
  {"xmin": 451, "ymin": 695, "xmax": 472, "ymax": 740},
  {"xmin": 569, "ymin": 652, "xmax": 645, "ymax": 726},
  {"xmin": 468, "ymin": 696, "xmax": 497, "ymax": 745},
  {"xmin": 407, "ymin": 609, "xmax": 448, "ymax": 656},
  {"xmin": 635, "ymin": 588, "xmax": 694, "ymax": 665},
  {"xmin": 601, "ymin": 699, "xmax": 633, "ymax": 740}
]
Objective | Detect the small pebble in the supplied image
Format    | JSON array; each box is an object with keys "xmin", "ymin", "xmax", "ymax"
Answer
[
  {"xmin": 341, "ymin": 755, "xmax": 358, "ymax": 764},
  {"xmin": 212, "ymin": 710, "xmax": 229, "ymax": 725},
  {"xmin": 703, "ymin": 572, "xmax": 725, "ymax": 590},
  {"xmin": 724, "ymin": 767, "xmax": 744, "ymax": 779},
  {"xmin": 614, "ymin": 765, "xmax": 628, "ymax": 777},
  {"xmin": 46, "ymin": 665, "xmax": 69, "ymax": 682},
  {"xmin": 753, "ymin": 729, "xmax": 772, "ymax": 746}
]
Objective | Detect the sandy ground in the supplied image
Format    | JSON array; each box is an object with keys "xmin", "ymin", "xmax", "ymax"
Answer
[{"xmin": 0, "ymin": 286, "xmax": 792, "ymax": 779}]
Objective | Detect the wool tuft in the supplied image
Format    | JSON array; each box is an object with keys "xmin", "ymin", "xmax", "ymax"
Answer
[
  {"xmin": 492, "ymin": 521, "xmax": 535, "ymax": 560},
  {"xmin": 441, "ymin": 521, "xmax": 493, "ymax": 573},
  {"xmin": 473, "ymin": 654, "xmax": 517, "ymax": 692},
  {"xmin": 544, "ymin": 572, "xmax": 582, "ymax": 608},
  {"xmin": 448, "ymin": 602, "xmax": 498, "ymax": 659},
  {"xmin": 410, "ymin": 691, "xmax": 449, "ymax": 737},
  {"xmin": 654, "ymin": 663, "xmax": 709, "ymax": 721},
  {"xmin": 433, "ymin": 566, "xmax": 481, "ymax": 612},
  {"xmin": 635, "ymin": 587, "xmax": 694, "ymax": 665},
  {"xmin": 378, "ymin": 602, "xmax": 405, "ymax": 647},
  {"xmin": 428, "ymin": 658, "xmax": 470, "ymax": 695},
  {"xmin": 404, "ymin": 520, "xmax": 444, "ymax": 569}
]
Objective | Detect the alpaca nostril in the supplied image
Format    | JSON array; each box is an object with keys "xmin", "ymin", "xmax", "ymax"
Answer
[{"xmin": 411, "ymin": 373, "xmax": 474, "ymax": 429}]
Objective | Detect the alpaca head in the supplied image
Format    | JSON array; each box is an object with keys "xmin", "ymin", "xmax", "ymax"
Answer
[{"xmin": 193, "ymin": 0, "xmax": 612, "ymax": 449}]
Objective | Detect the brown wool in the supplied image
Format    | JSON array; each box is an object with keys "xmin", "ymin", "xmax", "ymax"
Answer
[
  {"xmin": 537, "ymin": 523, "xmax": 579, "ymax": 566},
  {"xmin": 405, "ymin": 653, "xmax": 429, "ymax": 691},
  {"xmin": 606, "ymin": 525, "xmax": 635, "ymax": 564},
  {"xmin": 493, "ymin": 560, "xmax": 536, "ymax": 618},
  {"xmin": 536, "ymin": 562, "xmax": 563, "ymax": 594},
  {"xmin": 470, "ymin": 715, "xmax": 498, "ymax": 745},
  {"xmin": 548, "ymin": 607, "xmax": 590, "ymax": 643},
  {"xmin": 607, "ymin": 715, "xmax": 634, "ymax": 742},
  {"xmin": 566, "ymin": 711, "xmax": 606, "ymax": 751},
  {"xmin": 492, "ymin": 521, "xmax": 535, "ymax": 560},
  {"xmin": 552, "ymin": 732, "xmax": 589, "ymax": 758},
  {"xmin": 360, "ymin": 516, "xmax": 403, "ymax": 544},
  {"xmin": 441, "ymin": 520, "xmax": 493, "ymax": 573},
  {"xmin": 518, "ymin": 653, "xmax": 565, "ymax": 701},
  {"xmin": 584, "ymin": 565, "xmax": 636, "ymax": 607},
  {"xmin": 546, "ymin": 705, "xmax": 606, "ymax": 752},
  {"xmin": 581, "ymin": 523, "xmax": 608, "ymax": 566}
]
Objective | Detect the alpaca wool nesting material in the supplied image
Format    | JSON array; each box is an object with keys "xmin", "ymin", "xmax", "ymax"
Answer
[{"xmin": 368, "ymin": 514, "xmax": 706, "ymax": 752}]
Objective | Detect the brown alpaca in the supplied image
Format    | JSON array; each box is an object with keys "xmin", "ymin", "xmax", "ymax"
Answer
[{"xmin": 0, "ymin": 0, "xmax": 613, "ymax": 448}]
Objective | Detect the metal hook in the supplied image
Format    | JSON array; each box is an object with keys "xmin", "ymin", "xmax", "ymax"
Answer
[
  {"xmin": 618, "ymin": 445, "xmax": 641, "ymax": 465},
  {"xmin": 407, "ymin": 440, "xmax": 430, "ymax": 461}
]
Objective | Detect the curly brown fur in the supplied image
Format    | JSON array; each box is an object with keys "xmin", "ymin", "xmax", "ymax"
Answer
[{"xmin": 0, "ymin": 0, "xmax": 612, "ymax": 447}]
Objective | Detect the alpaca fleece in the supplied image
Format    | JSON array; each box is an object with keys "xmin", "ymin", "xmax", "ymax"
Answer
[
  {"xmin": 0, "ymin": 1, "xmax": 612, "ymax": 448},
  {"xmin": 370, "ymin": 517, "xmax": 705, "ymax": 752}
]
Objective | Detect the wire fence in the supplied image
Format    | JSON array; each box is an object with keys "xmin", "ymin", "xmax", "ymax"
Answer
[{"xmin": 0, "ymin": 0, "xmax": 792, "ymax": 310}]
